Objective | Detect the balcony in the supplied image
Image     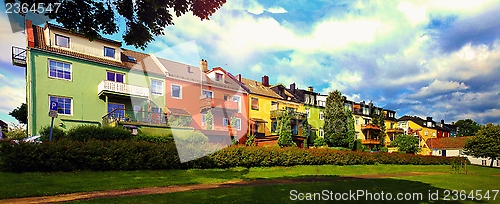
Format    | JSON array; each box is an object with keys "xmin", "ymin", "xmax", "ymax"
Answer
[
  {"xmin": 361, "ymin": 123, "xmax": 381, "ymax": 131},
  {"xmin": 102, "ymin": 108, "xmax": 167, "ymax": 126},
  {"xmin": 98, "ymin": 80, "xmax": 149, "ymax": 98},
  {"xmin": 12, "ymin": 46, "xmax": 26, "ymax": 67},
  {"xmin": 386, "ymin": 128, "xmax": 404, "ymax": 133},
  {"xmin": 270, "ymin": 110, "xmax": 307, "ymax": 121},
  {"xmin": 200, "ymin": 98, "xmax": 238, "ymax": 111},
  {"xmin": 362, "ymin": 139, "xmax": 380, "ymax": 145}
]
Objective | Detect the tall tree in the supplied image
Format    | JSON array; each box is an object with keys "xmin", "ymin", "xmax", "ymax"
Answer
[
  {"xmin": 344, "ymin": 109, "xmax": 356, "ymax": 150},
  {"xmin": 324, "ymin": 90, "xmax": 347, "ymax": 147},
  {"xmin": 277, "ymin": 110, "xmax": 295, "ymax": 147},
  {"xmin": 455, "ymin": 119, "xmax": 480, "ymax": 136},
  {"xmin": 371, "ymin": 111, "xmax": 386, "ymax": 147},
  {"xmin": 7, "ymin": 0, "xmax": 227, "ymax": 49},
  {"xmin": 391, "ymin": 134, "xmax": 420, "ymax": 154},
  {"xmin": 463, "ymin": 123, "xmax": 500, "ymax": 167},
  {"xmin": 9, "ymin": 103, "xmax": 27, "ymax": 124}
]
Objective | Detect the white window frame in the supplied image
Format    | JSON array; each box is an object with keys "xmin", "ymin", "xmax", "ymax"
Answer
[
  {"xmin": 202, "ymin": 89, "xmax": 214, "ymax": 98},
  {"xmin": 104, "ymin": 46, "xmax": 115, "ymax": 58},
  {"xmin": 54, "ymin": 34, "xmax": 70, "ymax": 48},
  {"xmin": 235, "ymin": 118, "xmax": 242, "ymax": 130},
  {"xmin": 223, "ymin": 118, "xmax": 229, "ymax": 126},
  {"xmin": 306, "ymin": 108, "xmax": 310, "ymax": 118},
  {"xmin": 319, "ymin": 129, "xmax": 324, "ymax": 137},
  {"xmin": 48, "ymin": 59, "xmax": 72, "ymax": 81},
  {"xmin": 215, "ymin": 73, "xmax": 224, "ymax": 82},
  {"xmin": 232, "ymin": 95, "xmax": 242, "ymax": 113},
  {"xmin": 49, "ymin": 95, "xmax": 73, "ymax": 116},
  {"xmin": 319, "ymin": 111, "xmax": 324, "ymax": 120},
  {"xmin": 106, "ymin": 71, "xmax": 125, "ymax": 83},
  {"xmin": 171, "ymin": 83, "xmax": 182, "ymax": 99},
  {"xmin": 151, "ymin": 79, "xmax": 163, "ymax": 96}
]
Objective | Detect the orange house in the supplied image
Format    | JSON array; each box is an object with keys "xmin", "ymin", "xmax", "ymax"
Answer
[{"xmin": 156, "ymin": 58, "xmax": 248, "ymax": 145}]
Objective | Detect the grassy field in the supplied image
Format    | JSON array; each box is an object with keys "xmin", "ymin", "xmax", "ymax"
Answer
[{"xmin": 1, "ymin": 165, "xmax": 499, "ymax": 203}]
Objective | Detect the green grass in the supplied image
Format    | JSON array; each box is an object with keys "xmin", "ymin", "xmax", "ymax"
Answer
[
  {"xmin": 69, "ymin": 166, "xmax": 500, "ymax": 204},
  {"xmin": 1, "ymin": 165, "xmax": 498, "ymax": 203}
]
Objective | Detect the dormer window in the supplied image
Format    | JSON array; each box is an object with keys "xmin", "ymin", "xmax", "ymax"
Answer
[
  {"xmin": 215, "ymin": 73, "xmax": 223, "ymax": 82},
  {"xmin": 104, "ymin": 47, "xmax": 115, "ymax": 58},
  {"xmin": 55, "ymin": 34, "xmax": 70, "ymax": 48}
]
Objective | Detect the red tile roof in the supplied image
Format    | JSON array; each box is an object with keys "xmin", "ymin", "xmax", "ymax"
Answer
[{"xmin": 426, "ymin": 136, "xmax": 471, "ymax": 149}]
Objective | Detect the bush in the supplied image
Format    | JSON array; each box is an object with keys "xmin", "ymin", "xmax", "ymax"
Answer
[
  {"xmin": 133, "ymin": 131, "xmax": 174, "ymax": 143},
  {"xmin": 313, "ymin": 136, "xmax": 327, "ymax": 147},
  {"xmin": 39, "ymin": 126, "xmax": 66, "ymax": 141},
  {"xmin": 4, "ymin": 123, "xmax": 27, "ymax": 140},
  {"xmin": 66, "ymin": 125, "xmax": 132, "ymax": 141},
  {"xmin": 134, "ymin": 129, "xmax": 208, "ymax": 145},
  {"xmin": 245, "ymin": 134, "xmax": 256, "ymax": 146}
]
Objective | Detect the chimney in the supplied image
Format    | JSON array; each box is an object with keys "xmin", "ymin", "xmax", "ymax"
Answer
[
  {"xmin": 26, "ymin": 20, "xmax": 34, "ymax": 47},
  {"xmin": 441, "ymin": 119, "xmax": 444, "ymax": 124},
  {"xmin": 451, "ymin": 122, "xmax": 455, "ymax": 125},
  {"xmin": 199, "ymin": 59, "xmax": 208, "ymax": 73},
  {"xmin": 262, "ymin": 75, "xmax": 269, "ymax": 87},
  {"xmin": 187, "ymin": 66, "xmax": 191, "ymax": 73},
  {"xmin": 236, "ymin": 74, "xmax": 241, "ymax": 82},
  {"xmin": 308, "ymin": 86, "xmax": 313, "ymax": 92},
  {"xmin": 426, "ymin": 117, "xmax": 432, "ymax": 122},
  {"xmin": 290, "ymin": 83, "xmax": 296, "ymax": 92}
]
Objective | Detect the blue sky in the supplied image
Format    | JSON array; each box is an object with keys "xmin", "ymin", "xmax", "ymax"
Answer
[{"xmin": 1, "ymin": 0, "xmax": 500, "ymax": 125}]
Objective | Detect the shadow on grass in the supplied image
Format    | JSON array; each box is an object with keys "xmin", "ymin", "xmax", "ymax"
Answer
[{"xmin": 70, "ymin": 177, "xmax": 492, "ymax": 204}]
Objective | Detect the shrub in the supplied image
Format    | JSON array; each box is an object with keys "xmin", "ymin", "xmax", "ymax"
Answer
[
  {"xmin": 133, "ymin": 131, "xmax": 174, "ymax": 143},
  {"xmin": 313, "ymin": 136, "xmax": 327, "ymax": 147},
  {"xmin": 66, "ymin": 125, "xmax": 132, "ymax": 141},
  {"xmin": 245, "ymin": 134, "xmax": 256, "ymax": 146},
  {"xmin": 4, "ymin": 123, "xmax": 27, "ymax": 140},
  {"xmin": 39, "ymin": 126, "xmax": 66, "ymax": 141}
]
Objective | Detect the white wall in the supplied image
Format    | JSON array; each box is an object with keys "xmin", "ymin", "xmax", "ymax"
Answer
[{"xmin": 431, "ymin": 149, "xmax": 500, "ymax": 167}]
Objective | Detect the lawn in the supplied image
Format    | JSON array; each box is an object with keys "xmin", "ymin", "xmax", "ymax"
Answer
[{"xmin": 1, "ymin": 165, "xmax": 498, "ymax": 203}]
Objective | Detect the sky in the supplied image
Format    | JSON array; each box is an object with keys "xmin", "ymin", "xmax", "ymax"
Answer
[{"xmin": 1, "ymin": 0, "xmax": 500, "ymax": 126}]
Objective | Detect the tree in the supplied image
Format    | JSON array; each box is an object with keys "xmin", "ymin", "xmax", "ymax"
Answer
[
  {"xmin": 371, "ymin": 111, "xmax": 386, "ymax": 147},
  {"xmin": 277, "ymin": 110, "xmax": 295, "ymax": 147},
  {"xmin": 455, "ymin": 119, "xmax": 481, "ymax": 136},
  {"xmin": 7, "ymin": 0, "xmax": 227, "ymax": 49},
  {"xmin": 324, "ymin": 90, "xmax": 347, "ymax": 147},
  {"xmin": 302, "ymin": 119, "xmax": 311, "ymax": 148},
  {"xmin": 205, "ymin": 110, "xmax": 213, "ymax": 130},
  {"xmin": 9, "ymin": 103, "xmax": 27, "ymax": 124},
  {"xmin": 463, "ymin": 123, "xmax": 500, "ymax": 167},
  {"xmin": 344, "ymin": 109, "xmax": 356, "ymax": 150},
  {"xmin": 391, "ymin": 134, "xmax": 420, "ymax": 154}
]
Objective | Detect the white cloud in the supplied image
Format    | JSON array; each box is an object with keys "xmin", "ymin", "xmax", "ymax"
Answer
[
  {"xmin": 267, "ymin": 6, "xmax": 288, "ymax": 14},
  {"xmin": 409, "ymin": 79, "xmax": 470, "ymax": 99}
]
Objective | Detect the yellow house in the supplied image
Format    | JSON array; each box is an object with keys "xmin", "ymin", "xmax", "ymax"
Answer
[
  {"xmin": 240, "ymin": 77, "xmax": 306, "ymax": 137},
  {"xmin": 384, "ymin": 110, "xmax": 404, "ymax": 144},
  {"xmin": 397, "ymin": 116, "xmax": 438, "ymax": 155}
]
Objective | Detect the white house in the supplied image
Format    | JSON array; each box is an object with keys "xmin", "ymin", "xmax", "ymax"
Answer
[{"xmin": 427, "ymin": 136, "xmax": 499, "ymax": 167}]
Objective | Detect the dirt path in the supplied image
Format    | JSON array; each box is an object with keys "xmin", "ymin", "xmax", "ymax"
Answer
[{"xmin": 0, "ymin": 172, "xmax": 446, "ymax": 204}]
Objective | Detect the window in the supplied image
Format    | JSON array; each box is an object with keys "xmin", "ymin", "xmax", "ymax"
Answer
[
  {"xmin": 251, "ymin": 98, "xmax": 259, "ymax": 110},
  {"xmin": 235, "ymin": 118, "xmax": 241, "ymax": 130},
  {"xmin": 133, "ymin": 105, "xmax": 141, "ymax": 113},
  {"xmin": 271, "ymin": 121, "xmax": 277, "ymax": 132},
  {"xmin": 50, "ymin": 96, "xmax": 72, "ymax": 115},
  {"xmin": 171, "ymin": 84, "xmax": 182, "ymax": 99},
  {"xmin": 223, "ymin": 118, "xmax": 229, "ymax": 126},
  {"xmin": 215, "ymin": 73, "xmax": 223, "ymax": 82},
  {"xmin": 319, "ymin": 129, "xmax": 324, "ymax": 137},
  {"xmin": 104, "ymin": 46, "xmax": 115, "ymax": 58},
  {"xmin": 233, "ymin": 96, "xmax": 241, "ymax": 113},
  {"xmin": 319, "ymin": 111, "xmax": 324, "ymax": 120},
  {"xmin": 425, "ymin": 131, "xmax": 428, "ymax": 136},
  {"xmin": 432, "ymin": 132, "xmax": 436, "ymax": 137},
  {"xmin": 49, "ymin": 60, "xmax": 71, "ymax": 80},
  {"xmin": 363, "ymin": 107, "xmax": 369, "ymax": 115},
  {"xmin": 292, "ymin": 124, "xmax": 298, "ymax": 135},
  {"xmin": 356, "ymin": 118, "xmax": 359, "ymax": 125},
  {"xmin": 106, "ymin": 71, "xmax": 124, "ymax": 83},
  {"xmin": 107, "ymin": 103, "xmax": 125, "ymax": 118},
  {"xmin": 306, "ymin": 108, "xmax": 310, "ymax": 118},
  {"xmin": 151, "ymin": 79, "xmax": 163, "ymax": 95},
  {"xmin": 224, "ymin": 94, "xmax": 230, "ymax": 101},
  {"xmin": 202, "ymin": 114, "xmax": 206, "ymax": 126},
  {"xmin": 55, "ymin": 34, "xmax": 69, "ymax": 48},
  {"xmin": 202, "ymin": 90, "xmax": 213, "ymax": 98}
]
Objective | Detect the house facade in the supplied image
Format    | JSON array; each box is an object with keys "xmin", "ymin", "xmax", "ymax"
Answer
[
  {"xmin": 427, "ymin": 137, "xmax": 500, "ymax": 167},
  {"xmin": 398, "ymin": 116, "xmax": 439, "ymax": 155},
  {"xmin": 16, "ymin": 21, "xmax": 166, "ymax": 135}
]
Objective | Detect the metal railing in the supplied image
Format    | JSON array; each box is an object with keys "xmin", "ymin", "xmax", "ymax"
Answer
[
  {"xmin": 98, "ymin": 80, "xmax": 150, "ymax": 97},
  {"xmin": 12, "ymin": 46, "xmax": 26, "ymax": 67},
  {"xmin": 102, "ymin": 108, "xmax": 166, "ymax": 126}
]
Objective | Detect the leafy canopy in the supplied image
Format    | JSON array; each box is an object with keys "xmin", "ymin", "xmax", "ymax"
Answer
[
  {"xmin": 324, "ymin": 90, "xmax": 347, "ymax": 147},
  {"xmin": 391, "ymin": 134, "xmax": 420, "ymax": 154},
  {"xmin": 455, "ymin": 118, "xmax": 480, "ymax": 136},
  {"xmin": 463, "ymin": 123, "xmax": 500, "ymax": 167},
  {"xmin": 9, "ymin": 103, "xmax": 27, "ymax": 124},
  {"xmin": 7, "ymin": 0, "xmax": 227, "ymax": 49}
]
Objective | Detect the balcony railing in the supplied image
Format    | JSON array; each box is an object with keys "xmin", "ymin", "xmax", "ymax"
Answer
[
  {"xmin": 12, "ymin": 46, "xmax": 26, "ymax": 67},
  {"xmin": 386, "ymin": 128, "xmax": 404, "ymax": 133},
  {"xmin": 362, "ymin": 139, "xmax": 380, "ymax": 145},
  {"xmin": 200, "ymin": 98, "xmax": 238, "ymax": 111},
  {"xmin": 361, "ymin": 123, "xmax": 381, "ymax": 131},
  {"xmin": 270, "ymin": 110, "xmax": 307, "ymax": 120},
  {"xmin": 98, "ymin": 80, "xmax": 149, "ymax": 97},
  {"xmin": 102, "ymin": 108, "xmax": 167, "ymax": 126}
]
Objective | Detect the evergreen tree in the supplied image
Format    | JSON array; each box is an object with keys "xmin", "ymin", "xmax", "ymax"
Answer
[
  {"xmin": 344, "ymin": 109, "xmax": 356, "ymax": 149},
  {"xmin": 324, "ymin": 90, "xmax": 347, "ymax": 147},
  {"xmin": 277, "ymin": 110, "xmax": 296, "ymax": 147}
]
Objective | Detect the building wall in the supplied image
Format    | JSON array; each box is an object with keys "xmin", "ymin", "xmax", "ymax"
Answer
[
  {"xmin": 306, "ymin": 105, "xmax": 324, "ymax": 137},
  {"xmin": 28, "ymin": 50, "xmax": 164, "ymax": 135},
  {"xmin": 248, "ymin": 94, "xmax": 277, "ymax": 136}
]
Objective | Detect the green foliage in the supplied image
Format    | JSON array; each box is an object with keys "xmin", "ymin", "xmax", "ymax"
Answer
[
  {"xmin": 205, "ymin": 110, "xmax": 213, "ymax": 130},
  {"xmin": 8, "ymin": 103, "xmax": 27, "ymax": 124},
  {"xmin": 380, "ymin": 147, "xmax": 389, "ymax": 152},
  {"xmin": 313, "ymin": 136, "xmax": 327, "ymax": 147},
  {"xmin": 66, "ymin": 125, "xmax": 132, "ymax": 141},
  {"xmin": 277, "ymin": 110, "xmax": 296, "ymax": 147},
  {"xmin": 455, "ymin": 119, "xmax": 481, "ymax": 136},
  {"xmin": 133, "ymin": 129, "xmax": 208, "ymax": 146},
  {"xmin": 353, "ymin": 139, "xmax": 364, "ymax": 151},
  {"xmin": 345, "ymin": 110, "xmax": 356, "ymax": 149},
  {"xmin": 391, "ymin": 134, "xmax": 421, "ymax": 154},
  {"xmin": 324, "ymin": 90, "xmax": 348, "ymax": 147},
  {"xmin": 245, "ymin": 134, "xmax": 256, "ymax": 146},
  {"xmin": 39, "ymin": 126, "xmax": 66, "ymax": 141},
  {"xmin": 167, "ymin": 115, "xmax": 192, "ymax": 127},
  {"xmin": 463, "ymin": 123, "xmax": 500, "ymax": 167},
  {"xmin": 302, "ymin": 120, "xmax": 311, "ymax": 148},
  {"xmin": 4, "ymin": 123, "xmax": 27, "ymax": 140},
  {"xmin": 133, "ymin": 131, "xmax": 174, "ymax": 143}
]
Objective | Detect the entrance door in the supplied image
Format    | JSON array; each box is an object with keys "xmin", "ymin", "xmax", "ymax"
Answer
[
  {"xmin": 108, "ymin": 103, "xmax": 125, "ymax": 118},
  {"xmin": 442, "ymin": 150, "xmax": 447, "ymax": 157}
]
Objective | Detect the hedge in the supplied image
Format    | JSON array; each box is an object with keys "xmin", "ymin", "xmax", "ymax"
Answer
[{"xmin": 0, "ymin": 141, "xmax": 467, "ymax": 172}]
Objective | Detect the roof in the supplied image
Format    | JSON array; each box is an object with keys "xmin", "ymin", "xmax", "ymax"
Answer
[
  {"xmin": 31, "ymin": 24, "xmax": 165, "ymax": 76},
  {"xmin": 398, "ymin": 115, "xmax": 428, "ymax": 126},
  {"xmin": 166, "ymin": 107, "xmax": 191, "ymax": 116},
  {"xmin": 45, "ymin": 23, "xmax": 122, "ymax": 46},
  {"xmin": 426, "ymin": 136, "xmax": 471, "ymax": 149},
  {"xmin": 240, "ymin": 78, "xmax": 283, "ymax": 99}
]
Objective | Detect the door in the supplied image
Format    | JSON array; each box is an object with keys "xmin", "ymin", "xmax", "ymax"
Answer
[{"xmin": 442, "ymin": 150, "xmax": 447, "ymax": 157}]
